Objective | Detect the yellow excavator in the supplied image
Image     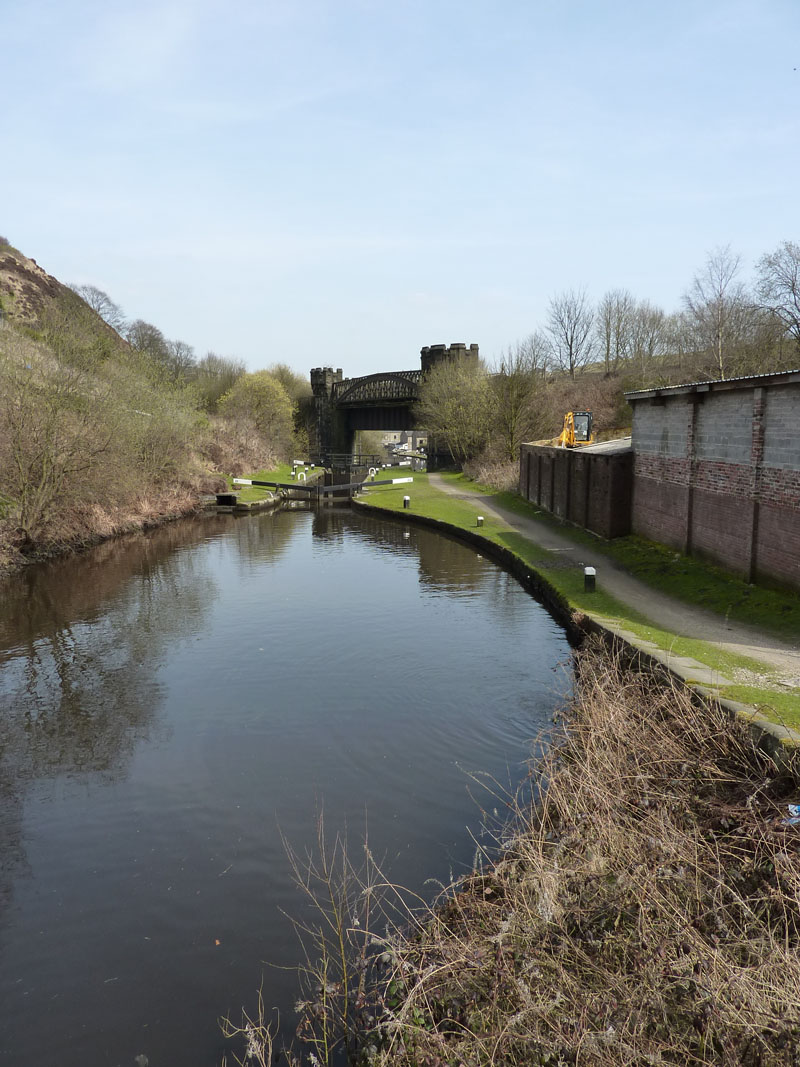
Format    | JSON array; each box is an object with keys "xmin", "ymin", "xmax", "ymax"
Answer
[{"xmin": 557, "ymin": 411, "xmax": 594, "ymax": 448}]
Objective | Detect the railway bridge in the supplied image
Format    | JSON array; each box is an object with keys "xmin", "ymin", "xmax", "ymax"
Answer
[{"xmin": 309, "ymin": 342, "xmax": 479, "ymax": 462}]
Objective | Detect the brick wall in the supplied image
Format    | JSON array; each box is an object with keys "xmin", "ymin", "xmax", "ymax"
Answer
[
  {"xmin": 630, "ymin": 380, "xmax": 800, "ymax": 589},
  {"xmin": 519, "ymin": 444, "xmax": 633, "ymax": 539}
]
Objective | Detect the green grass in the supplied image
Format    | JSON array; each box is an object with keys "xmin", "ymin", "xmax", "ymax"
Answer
[
  {"xmin": 470, "ymin": 484, "xmax": 800, "ymax": 645},
  {"xmin": 355, "ymin": 472, "xmax": 800, "ymax": 730},
  {"xmin": 719, "ymin": 685, "xmax": 800, "ymax": 728}
]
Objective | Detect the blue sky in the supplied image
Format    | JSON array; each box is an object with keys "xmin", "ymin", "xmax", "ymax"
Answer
[{"xmin": 4, "ymin": 0, "xmax": 799, "ymax": 378}]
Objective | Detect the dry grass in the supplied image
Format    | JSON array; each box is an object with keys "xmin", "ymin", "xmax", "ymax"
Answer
[
  {"xmin": 225, "ymin": 648, "xmax": 800, "ymax": 1066},
  {"xmin": 463, "ymin": 456, "xmax": 520, "ymax": 492},
  {"xmin": 358, "ymin": 646, "xmax": 800, "ymax": 1067}
]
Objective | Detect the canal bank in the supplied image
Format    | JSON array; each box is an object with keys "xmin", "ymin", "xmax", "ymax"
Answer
[
  {"xmin": 353, "ymin": 472, "xmax": 800, "ymax": 768},
  {"xmin": 332, "ymin": 474, "xmax": 800, "ymax": 1067}
]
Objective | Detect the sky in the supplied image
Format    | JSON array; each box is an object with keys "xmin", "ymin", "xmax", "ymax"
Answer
[{"xmin": 4, "ymin": 0, "xmax": 799, "ymax": 379}]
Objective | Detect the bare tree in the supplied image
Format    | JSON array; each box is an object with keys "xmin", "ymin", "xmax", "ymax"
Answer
[
  {"xmin": 492, "ymin": 333, "xmax": 552, "ymax": 460},
  {"xmin": 596, "ymin": 289, "xmax": 635, "ymax": 376},
  {"xmin": 267, "ymin": 362, "xmax": 312, "ymax": 400},
  {"xmin": 757, "ymin": 240, "xmax": 800, "ymax": 356},
  {"xmin": 683, "ymin": 246, "xmax": 749, "ymax": 380},
  {"xmin": 194, "ymin": 351, "xmax": 246, "ymax": 412},
  {"xmin": 663, "ymin": 311, "xmax": 697, "ymax": 380},
  {"xmin": 629, "ymin": 300, "xmax": 667, "ymax": 386},
  {"xmin": 126, "ymin": 318, "xmax": 170, "ymax": 361},
  {"xmin": 546, "ymin": 288, "xmax": 595, "ymax": 379},
  {"xmin": 69, "ymin": 283, "xmax": 127, "ymax": 333},
  {"xmin": 166, "ymin": 338, "xmax": 196, "ymax": 379},
  {"xmin": 0, "ymin": 325, "xmax": 115, "ymax": 544}
]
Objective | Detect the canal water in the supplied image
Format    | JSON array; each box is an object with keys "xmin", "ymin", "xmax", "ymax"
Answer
[{"xmin": 0, "ymin": 506, "xmax": 570, "ymax": 1065}]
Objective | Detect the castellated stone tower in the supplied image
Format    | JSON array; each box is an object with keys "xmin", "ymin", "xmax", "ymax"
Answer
[
  {"xmin": 420, "ymin": 343, "xmax": 480, "ymax": 374},
  {"xmin": 310, "ymin": 366, "xmax": 343, "ymax": 398},
  {"xmin": 309, "ymin": 367, "xmax": 343, "ymax": 456}
]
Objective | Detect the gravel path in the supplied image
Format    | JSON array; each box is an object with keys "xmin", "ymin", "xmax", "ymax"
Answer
[{"xmin": 429, "ymin": 474, "xmax": 800, "ymax": 686}]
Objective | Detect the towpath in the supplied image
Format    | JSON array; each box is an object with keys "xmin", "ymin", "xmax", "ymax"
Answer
[{"xmin": 428, "ymin": 473, "xmax": 800, "ymax": 689}]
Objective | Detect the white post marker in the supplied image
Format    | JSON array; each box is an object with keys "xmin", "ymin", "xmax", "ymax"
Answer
[
  {"xmin": 584, "ymin": 566, "xmax": 596, "ymax": 592},
  {"xmin": 477, "ymin": 516, "xmax": 484, "ymax": 527},
  {"xmin": 403, "ymin": 496, "xmax": 410, "ymax": 509}
]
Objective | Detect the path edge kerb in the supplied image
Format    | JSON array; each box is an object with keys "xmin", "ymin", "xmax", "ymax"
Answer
[{"xmin": 352, "ymin": 499, "xmax": 800, "ymax": 778}]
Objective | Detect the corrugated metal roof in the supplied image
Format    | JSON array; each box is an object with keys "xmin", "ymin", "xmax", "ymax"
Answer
[{"xmin": 625, "ymin": 367, "xmax": 800, "ymax": 400}]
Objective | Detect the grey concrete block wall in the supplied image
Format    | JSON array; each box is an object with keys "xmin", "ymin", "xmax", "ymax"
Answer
[
  {"xmin": 695, "ymin": 392, "xmax": 752, "ymax": 463},
  {"xmin": 633, "ymin": 400, "xmax": 689, "ymax": 457},
  {"xmin": 764, "ymin": 386, "xmax": 800, "ymax": 470}
]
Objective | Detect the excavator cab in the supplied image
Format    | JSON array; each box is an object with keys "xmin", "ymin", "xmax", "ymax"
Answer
[{"xmin": 558, "ymin": 411, "xmax": 593, "ymax": 448}]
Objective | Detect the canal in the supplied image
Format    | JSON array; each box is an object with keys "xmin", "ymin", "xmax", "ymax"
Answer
[{"xmin": 0, "ymin": 505, "xmax": 570, "ymax": 1065}]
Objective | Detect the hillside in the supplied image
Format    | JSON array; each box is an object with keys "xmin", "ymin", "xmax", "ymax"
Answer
[
  {"xmin": 0, "ymin": 240, "xmax": 226, "ymax": 574},
  {"xmin": 1, "ymin": 240, "xmax": 85, "ymax": 325}
]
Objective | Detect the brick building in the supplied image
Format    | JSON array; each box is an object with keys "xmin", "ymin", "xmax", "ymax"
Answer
[
  {"xmin": 626, "ymin": 370, "xmax": 800, "ymax": 589},
  {"xmin": 518, "ymin": 370, "xmax": 800, "ymax": 591}
]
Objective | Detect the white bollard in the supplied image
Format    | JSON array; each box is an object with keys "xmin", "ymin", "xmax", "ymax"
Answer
[
  {"xmin": 584, "ymin": 566, "xmax": 596, "ymax": 592},
  {"xmin": 477, "ymin": 516, "xmax": 484, "ymax": 527},
  {"xmin": 403, "ymin": 496, "xmax": 410, "ymax": 509}
]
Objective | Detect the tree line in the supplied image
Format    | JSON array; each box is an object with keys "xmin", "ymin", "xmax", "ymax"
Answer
[
  {"xmin": 417, "ymin": 240, "xmax": 800, "ymax": 476},
  {"xmin": 0, "ymin": 252, "xmax": 312, "ymax": 556}
]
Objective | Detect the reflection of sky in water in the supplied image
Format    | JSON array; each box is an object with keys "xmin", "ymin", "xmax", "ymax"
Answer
[{"xmin": 0, "ymin": 507, "xmax": 571, "ymax": 1067}]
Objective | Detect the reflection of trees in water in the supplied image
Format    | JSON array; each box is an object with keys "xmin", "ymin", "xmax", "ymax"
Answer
[
  {"xmin": 0, "ymin": 782, "xmax": 27, "ymax": 918},
  {"xmin": 228, "ymin": 508, "xmax": 302, "ymax": 565},
  {"xmin": 328, "ymin": 509, "xmax": 418, "ymax": 556},
  {"xmin": 340, "ymin": 511, "xmax": 534, "ymax": 619},
  {"xmin": 415, "ymin": 527, "xmax": 489, "ymax": 595},
  {"xmin": 0, "ymin": 513, "xmax": 221, "ymax": 922},
  {"xmin": 311, "ymin": 507, "xmax": 349, "ymax": 543}
]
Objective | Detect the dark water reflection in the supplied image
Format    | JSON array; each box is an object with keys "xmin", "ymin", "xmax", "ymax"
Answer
[{"xmin": 0, "ymin": 507, "xmax": 570, "ymax": 1066}]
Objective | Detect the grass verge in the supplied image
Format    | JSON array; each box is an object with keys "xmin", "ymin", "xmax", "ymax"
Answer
[{"xmin": 486, "ymin": 483, "xmax": 800, "ymax": 644}]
